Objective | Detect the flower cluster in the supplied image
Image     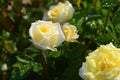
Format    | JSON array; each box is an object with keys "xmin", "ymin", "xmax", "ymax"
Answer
[
  {"xmin": 29, "ymin": 1, "xmax": 79, "ymax": 51},
  {"xmin": 79, "ymin": 43, "xmax": 120, "ymax": 80}
]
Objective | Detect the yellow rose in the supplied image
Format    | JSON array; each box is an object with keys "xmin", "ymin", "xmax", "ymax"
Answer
[
  {"xmin": 62, "ymin": 23, "xmax": 79, "ymax": 42},
  {"xmin": 79, "ymin": 43, "xmax": 120, "ymax": 80},
  {"xmin": 29, "ymin": 20, "xmax": 65, "ymax": 51},
  {"xmin": 43, "ymin": 1, "xmax": 74, "ymax": 24}
]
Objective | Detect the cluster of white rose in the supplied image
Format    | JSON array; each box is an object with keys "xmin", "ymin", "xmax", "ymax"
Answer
[
  {"xmin": 29, "ymin": 1, "xmax": 79, "ymax": 51},
  {"xmin": 28, "ymin": 1, "xmax": 120, "ymax": 80}
]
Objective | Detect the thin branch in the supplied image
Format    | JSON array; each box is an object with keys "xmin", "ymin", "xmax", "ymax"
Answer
[{"xmin": 39, "ymin": 51, "xmax": 50, "ymax": 80}]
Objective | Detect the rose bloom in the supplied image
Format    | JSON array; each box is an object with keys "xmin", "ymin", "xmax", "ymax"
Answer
[
  {"xmin": 62, "ymin": 23, "xmax": 79, "ymax": 42},
  {"xmin": 43, "ymin": 1, "xmax": 74, "ymax": 24},
  {"xmin": 79, "ymin": 43, "xmax": 120, "ymax": 80},
  {"xmin": 29, "ymin": 20, "xmax": 65, "ymax": 51}
]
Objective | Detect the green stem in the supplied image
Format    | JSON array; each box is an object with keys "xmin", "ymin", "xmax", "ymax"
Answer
[
  {"xmin": 104, "ymin": 8, "xmax": 111, "ymax": 30},
  {"xmin": 40, "ymin": 51, "xmax": 50, "ymax": 80}
]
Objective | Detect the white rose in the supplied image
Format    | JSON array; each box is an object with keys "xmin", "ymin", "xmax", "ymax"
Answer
[
  {"xmin": 62, "ymin": 23, "xmax": 79, "ymax": 42},
  {"xmin": 29, "ymin": 20, "xmax": 65, "ymax": 51},
  {"xmin": 43, "ymin": 1, "xmax": 74, "ymax": 24}
]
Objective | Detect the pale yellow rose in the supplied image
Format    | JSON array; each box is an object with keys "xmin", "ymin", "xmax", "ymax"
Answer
[
  {"xmin": 29, "ymin": 20, "xmax": 65, "ymax": 51},
  {"xmin": 43, "ymin": 1, "xmax": 74, "ymax": 24},
  {"xmin": 62, "ymin": 23, "xmax": 79, "ymax": 42},
  {"xmin": 79, "ymin": 43, "xmax": 120, "ymax": 80}
]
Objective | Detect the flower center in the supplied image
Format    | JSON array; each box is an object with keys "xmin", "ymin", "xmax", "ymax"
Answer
[
  {"xmin": 40, "ymin": 26, "xmax": 49, "ymax": 33},
  {"xmin": 53, "ymin": 8, "xmax": 58, "ymax": 13},
  {"xmin": 51, "ymin": 7, "xmax": 60, "ymax": 17},
  {"xmin": 63, "ymin": 26, "xmax": 69, "ymax": 31}
]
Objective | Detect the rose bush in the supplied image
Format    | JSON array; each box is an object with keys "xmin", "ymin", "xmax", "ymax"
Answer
[
  {"xmin": 79, "ymin": 43, "xmax": 120, "ymax": 80},
  {"xmin": 1, "ymin": 0, "xmax": 120, "ymax": 80},
  {"xmin": 29, "ymin": 20, "xmax": 65, "ymax": 51},
  {"xmin": 43, "ymin": 1, "xmax": 74, "ymax": 24},
  {"xmin": 62, "ymin": 23, "xmax": 79, "ymax": 42}
]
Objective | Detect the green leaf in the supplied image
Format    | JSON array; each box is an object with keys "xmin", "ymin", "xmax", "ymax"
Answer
[
  {"xmin": 95, "ymin": 34, "xmax": 112, "ymax": 44},
  {"xmin": 31, "ymin": 62, "xmax": 43, "ymax": 74},
  {"xmin": 48, "ymin": 51, "xmax": 63, "ymax": 58},
  {"xmin": 10, "ymin": 65, "xmax": 31, "ymax": 80},
  {"xmin": 82, "ymin": 0, "xmax": 88, "ymax": 9},
  {"xmin": 16, "ymin": 54, "xmax": 33, "ymax": 64},
  {"xmin": 102, "ymin": 0, "xmax": 118, "ymax": 7},
  {"xmin": 3, "ymin": 40, "xmax": 16, "ymax": 53},
  {"xmin": 2, "ymin": 30, "xmax": 10, "ymax": 38},
  {"xmin": 73, "ymin": 12, "xmax": 86, "ymax": 20},
  {"xmin": 0, "ymin": 0, "xmax": 6, "ymax": 7},
  {"xmin": 112, "ymin": 8, "xmax": 120, "ymax": 26}
]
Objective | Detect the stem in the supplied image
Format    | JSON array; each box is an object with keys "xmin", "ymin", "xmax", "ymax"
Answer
[
  {"xmin": 84, "ymin": 38, "xmax": 93, "ymax": 51},
  {"xmin": 40, "ymin": 51, "xmax": 50, "ymax": 80},
  {"xmin": 104, "ymin": 8, "xmax": 111, "ymax": 29},
  {"xmin": 2, "ymin": 71, "xmax": 7, "ymax": 80}
]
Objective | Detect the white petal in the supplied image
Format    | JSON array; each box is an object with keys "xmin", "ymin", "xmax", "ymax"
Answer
[
  {"xmin": 65, "ymin": 1, "xmax": 75, "ymax": 15},
  {"xmin": 55, "ymin": 23, "xmax": 65, "ymax": 46},
  {"xmin": 79, "ymin": 63, "xmax": 88, "ymax": 80}
]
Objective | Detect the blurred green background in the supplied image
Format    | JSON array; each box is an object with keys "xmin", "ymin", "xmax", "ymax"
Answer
[{"xmin": 0, "ymin": 0, "xmax": 120, "ymax": 80}]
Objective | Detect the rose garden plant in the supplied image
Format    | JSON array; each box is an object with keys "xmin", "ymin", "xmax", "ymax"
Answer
[{"xmin": 0, "ymin": 0, "xmax": 120, "ymax": 80}]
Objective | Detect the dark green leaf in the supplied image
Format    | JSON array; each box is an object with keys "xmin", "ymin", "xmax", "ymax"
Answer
[
  {"xmin": 0, "ymin": 0, "xmax": 6, "ymax": 7},
  {"xmin": 16, "ymin": 37, "xmax": 30, "ymax": 51},
  {"xmin": 95, "ymin": 34, "xmax": 112, "ymax": 44},
  {"xmin": 112, "ymin": 8, "xmax": 120, "ymax": 26},
  {"xmin": 10, "ymin": 65, "xmax": 31, "ymax": 80},
  {"xmin": 102, "ymin": 0, "xmax": 119, "ymax": 7}
]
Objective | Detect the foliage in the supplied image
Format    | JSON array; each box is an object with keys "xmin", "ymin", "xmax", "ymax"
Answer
[{"xmin": 0, "ymin": 0, "xmax": 120, "ymax": 80}]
